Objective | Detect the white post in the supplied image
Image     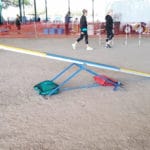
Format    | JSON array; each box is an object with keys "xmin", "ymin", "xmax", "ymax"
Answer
[
  {"xmin": 138, "ymin": 23, "xmax": 142, "ymax": 47},
  {"xmin": 125, "ymin": 24, "xmax": 128, "ymax": 45},
  {"xmin": 34, "ymin": 21, "xmax": 38, "ymax": 38},
  {"xmin": 99, "ymin": 24, "xmax": 102, "ymax": 46}
]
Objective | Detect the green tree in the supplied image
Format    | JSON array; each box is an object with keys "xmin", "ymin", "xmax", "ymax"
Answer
[
  {"xmin": 0, "ymin": 0, "xmax": 31, "ymax": 24},
  {"xmin": 0, "ymin": 0, "xmax": 2, "ymax": 24},
  {"xmin": 2, "ymin": 0, "xmax": 31, "ymax": 9}
]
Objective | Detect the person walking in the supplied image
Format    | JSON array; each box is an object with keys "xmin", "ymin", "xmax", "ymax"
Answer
[
  {"xmin": 72, "ymin": 9, "xmax": 93, "ymax": 50},
  {"xmin": 105, "ymin": 10, "xmax": 114, "ymax": 48}
]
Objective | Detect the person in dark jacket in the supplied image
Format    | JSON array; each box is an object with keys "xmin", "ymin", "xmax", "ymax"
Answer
[
  {"xmin": 15, "ymin": 14, "xmax": 21, "ymax": 34},
  {"xmin": 105, "ymin": 10, "xmax": 114, "ymax": 48},
  {"xmin": 72, "ymin": 9, "xmax": 93, "ymax": 50}
]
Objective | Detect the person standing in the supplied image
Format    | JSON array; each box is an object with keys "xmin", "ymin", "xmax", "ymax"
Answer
[
  {"xmin": 15, "ymin": 14, "xmax": 21, "ymax": 34},
  {"xmin": 72, "ymin": 9, "xmax": 93, "ymax": 50},
  {"xmin": 65, "ymin": 11, "xmax": 71, "ymax": 35},
  {"xmin": 105, "ymin": 10, "xmax": 114, "ymax": 48}
]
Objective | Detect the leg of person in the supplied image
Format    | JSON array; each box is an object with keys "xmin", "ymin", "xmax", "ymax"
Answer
[
  {"xmin": 105, "ymin": 30, "xmax": 109, "ymax": 48},
  {"xmin": 72, "ymin": 33, "xmax": 84, "ymax": 50},
  {"xmin": 109, "ymin": 31, "xmax": 114, "ymax": 46},
  {"xmin": 108, "ymin": 30, "xmax": 114, "ymax": 46},
  {"xmin": 65, "ymin": 24, "xmax": 69, "ymax": 35},
  {"xmin": 105, "ymin": 29, "xmax": 112, "ymax": 48},
  {"xmin": 67, "ymin": 24, "xmax": 69, "ymax": 35},
  {"xmin": 85, "ymin": 32, "xmax": 93, "ymax": 50},
  {"xmin": 17, "ymin": 25, "xmax": 21, "ymax": 34}
]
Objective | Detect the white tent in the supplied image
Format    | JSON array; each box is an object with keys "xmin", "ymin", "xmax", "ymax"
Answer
[{"xmin": 107, "ymin": 0, "xmax": 150, "ymax": 22}]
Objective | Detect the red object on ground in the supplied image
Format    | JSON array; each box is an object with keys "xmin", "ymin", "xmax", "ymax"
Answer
[{"xmin": 93, "ymin": 75, "xmax": 117, "ymax": 86}]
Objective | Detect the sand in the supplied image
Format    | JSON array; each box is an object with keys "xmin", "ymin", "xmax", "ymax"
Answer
[{"xmin": 0, "ymin": 35, "xmax": 150, "ymax": 150}]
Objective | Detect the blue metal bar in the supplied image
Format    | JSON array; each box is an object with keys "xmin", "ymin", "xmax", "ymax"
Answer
[
  {"xmin": 48, "ymin": 65, "xmax": 83, "ymax": 95},
  {"xmin": 113, "ymin": 82, "xmax": 122, "ymax": 91},
  {"xmin": 51, "ymin": 63, "xmax": 75, "ymax": 81},
  {"xmin": 62, "ymin": 83, "xmax": 100, "ymax": 91},
  {"xmin": 46, "ymin": 53, "xmax": 120, "ymax": 72}
]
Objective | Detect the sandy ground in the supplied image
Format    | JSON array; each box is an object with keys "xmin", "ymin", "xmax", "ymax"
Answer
[{"xmin": 0, "ymin": 35, "xmax": 150, "ymax": 150}]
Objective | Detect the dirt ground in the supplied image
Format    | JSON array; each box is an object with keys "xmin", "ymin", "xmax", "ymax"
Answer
[{"xmin": 0, "ymin": 35, "xmax": 150, "ymax": 150}]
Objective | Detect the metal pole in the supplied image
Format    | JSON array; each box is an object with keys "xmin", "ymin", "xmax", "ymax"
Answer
[
  {"xmin": 45, "ymin": 0, "xmax": 48, "ymax": 21},
  {"xmin": 0, "ymin": 0, "xmax": 2, "ymax": 24},
  {"xmin": 125, "ymin": 24, "xmax": 128, "ymax": 45},
  {"xmin": 33, "ymin": 0, "xmax": 37, "ymax": 21},
  {"xmin": 138, "ymin": 22, "xmax": 142, "ymax": 47},
  {"xmin": 18, "ymin": 0, "xmax": 22, "ymax": 22},
  {"xmin": 22, "ymin": 0, "xmax": 25, "ymax": 23},
  {"xmin": 92, "ymin": 0, "xmax": 94, "ymax": 23},
  {"xmin": 68, "ymin": 0, "xmax": 70, "ymax": 12}
]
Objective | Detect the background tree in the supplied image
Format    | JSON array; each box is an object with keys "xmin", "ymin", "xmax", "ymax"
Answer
[
  {"xmin": 2, "ymin": 0, "xmax": 30, "ymax": 9},
  {"xmin": 0, "ymin": 0, "xmax": 31, "ymax": 24}
]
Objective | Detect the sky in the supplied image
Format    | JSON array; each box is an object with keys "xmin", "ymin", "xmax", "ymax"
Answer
[{"xmin": 2, "ymin": 0, "xmax": 150, "ymax": 22}]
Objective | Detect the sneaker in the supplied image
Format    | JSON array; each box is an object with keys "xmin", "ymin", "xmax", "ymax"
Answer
[
  {"xmin": 72, "ymin": 43, "xmax": 76, "ymax": 50},
  {"xmin": 105, "ymin": 44, "xmax": 111, "ymax": 48},
  {"xmin": 107, "ymin": 44, "xmax": 111, "ymax": 48},
  {"xmin": 86, "ymin": 46, "xmax": 93, "ymax": 51}
]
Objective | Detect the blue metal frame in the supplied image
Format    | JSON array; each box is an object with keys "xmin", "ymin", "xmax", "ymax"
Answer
[{"xmin": 47, "ymin": 63, "xmax": 121, "ymax": 96}]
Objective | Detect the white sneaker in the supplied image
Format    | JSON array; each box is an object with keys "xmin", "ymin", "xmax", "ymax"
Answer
[
  {"xmin": 86, "ymin": 46, "xmax": 93, "ymax": 51},
  {"xmin": 105, "ymin": 44, "xmax": 111, "ymax": 48},
  {"xmin": 72, "ymin": 43, "xmax": 76, "ymax": 50}
]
